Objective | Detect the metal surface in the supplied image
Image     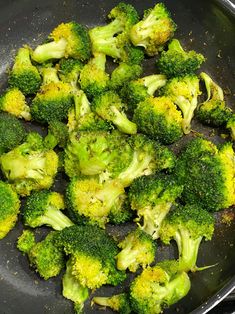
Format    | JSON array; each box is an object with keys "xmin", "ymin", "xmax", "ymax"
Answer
[{"xmin": 0, "ymin": 0, "xmax": 235, "ymax": 313}]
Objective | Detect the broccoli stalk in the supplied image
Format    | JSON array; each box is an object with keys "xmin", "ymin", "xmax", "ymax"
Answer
[
  {"xmin": 200, "ymin": 72, "xmax": 224, "ymax": 101},
  {"xmin": 41, "ymin": 67, "xmax": 60, "ymax": 85},
  {"xmin": 93, "ymin": 293, "xmax": 131, "ymax": 314}
]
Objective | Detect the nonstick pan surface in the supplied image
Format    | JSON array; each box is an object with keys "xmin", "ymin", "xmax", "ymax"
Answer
[{"xmin": 0, "ymin": 0, "xmax": 235, "ymax": 313}]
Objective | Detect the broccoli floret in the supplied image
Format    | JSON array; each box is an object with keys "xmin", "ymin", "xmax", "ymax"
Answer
[
  {"xmin": 161, "ymin": 75, "xmax": 201, "ymax": 134},
  {"xmin": 117, "ymin": 134, "xmax": 176, "ymax": 187},
  {"xmin": 133, "ymin": 96, "xmax": 183, "ymax": 144},
  {"xmin": 120, "ymin": 74, "xmax": 167, "ymax": 112},
  {"xmin": 31, "ymin": 67, "xmax": 73, "ymax": 123},
  {"xmin": 227, "ymin": 114, "xmax": 235, "ymax": 141},
  {"xmin": 57, "ymin": 225, "xmax": 126, "ymax": 289},
  {"xmin": 93, "ymin": 293, "xmax": 131, "ymax": 314},
  {"xmin": 8, "ymin": 47, "xmax": 41, "ymax": 95},
  {"xmin": 130, "ymin": 260, "xmax": 191, "ymax": 314},
  {"xmin": 58, "ymin": 58, "xmax": 84, "ymax": 89},
  {"xmin": 108, "ymin": 197, "xmax": 133, "ymax": 225},
  {"xmin": 108, "ymin": 62, "xmax": 143, "ymax": 90},
  {"xmin": 0, "ymin": 181, "xmax": 20, "ymax": 239},
  {"xmin": 116, "ymin": 228, "xmax": 156, "ymax": 272},
  {"xmin": 32, "ymin": 22, "xmax": 91, "ymax": 63},
  {"xmin": 62, "ymin": 259, "xmax": 89, "ymax": 314},
  {"xmin": 92, "ymin": 91, "xmax": 137, "ymax": 134},
  {"xmin": 44, "ymin": 120, "xmax": 69, "ymax": 149},
  {"xmin": 66, "ymin": 176, "xmax": 126, "ymax": 228},
  {"xmin": 160, "ymin": 204, "xmax": 214, "ymax": 272},
  {"xmin": 79, "ymin": 52, "xmax": 109, "ymax": 98},
  {"xmin": 0, "ymin": 132, "xmax": 59, "ymax": 196},
  {"xmin": 89, "ymin": 3, "xmax": 139, "ymax": 61},
  {"xmin": 129, "ymin": 174, "xmax": 183, "ymax": 239},
  {"xmin": 130, "ymin": 3, "xmax": 176, "ymax": 56},
  {"xmin": 175, "ymin": 138, "xmax": 235, "ymax": 211},
  {"xmin": 17, "ymin": 229, "xmax": 36, "ymax": 254},
  {"xmin": 0, "ymin": 112, "xmax": 26, "ymax": 155},
  {"xmin": 157, "ymin": 39, "xmax": 205, "ymax": 77},
  {"xmin": 0, "ymin": 88, "xmax": 31, "ymax": 120},
  {"xmin": 23, "ymin": 190, "xmax": 73, "ymax": 230}
]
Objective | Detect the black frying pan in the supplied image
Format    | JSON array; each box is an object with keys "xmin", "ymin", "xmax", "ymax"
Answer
[{"xmin": 0, "ymin": 0, "xmax": 235, "ymax": 313}]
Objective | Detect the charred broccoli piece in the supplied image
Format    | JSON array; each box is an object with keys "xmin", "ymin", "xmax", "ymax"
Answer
[{"xmin": 93, "ymin": 293, "xmax": 131, "ymax": 314}]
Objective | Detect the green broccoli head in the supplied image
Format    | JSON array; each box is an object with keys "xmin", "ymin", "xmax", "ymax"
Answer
[
  {"xmin": 130, "ymin": 3, "xmax": 176, "ymax": 56},
  {"xmin": 0, "ymin": 88, "xmax": 31, "ymax": 120},
  {"xmin": 0, "ymin": 132, "xmax": 59, "ymax": 196},
  {"xmin": 161, "ymin": 75, "xmax": 201, "ymax": 134},
  {"xmin": 93, "ymin": 293, "xmax": 131, "ymax": 314},
  {"xmin": 129, "ymin": 174, "xmax": 183, "ymax": 239},
  {"xmin": 8, "ymin": 47, "xmax": 41, "ymax": 95},
  {"xmin": 227, "ymin": 114, "xmax": 235, "ymax": 141},
  {"xmin": 58, "ymin": 58, "xmax": 84, "ymax": 89},
  {"xmin": 57, "ymin": 225, "xmax": 126, "ymax": 289},
  {"xmin": 116, "ymin": 228, "xmax": 156, "ymax": 272},
  {"xmin": 0, "ymin": 112, "xmax": 27, "ymax": 155},
  {"xmin": 32, "ymin": 22, "xmax": 91, "ymax": 63},
  {"xmin": 92, "ymin": 91, "xmax": 137, "ymax": 134},
  {"xmin": 17, "ymin": 229, "xmax": 36, "ymax": 254},
  {"xmin": 0, "ymin": 181, "xmax": 20, "ymax": 239},
  {"xmin": 160, "ymin": 204, "xmax": 214, "ymax": 272},
  {"xmin": 133, "ymin": 96, "xmax": 183, "ymax": 144},
  {"xmin": 157, "ymin": 39, "xmax": 205, "ymax": 77},
  {"xmin": 23, "ymin": 190, "xmax": 73, "ymax": 230},
  {"xmin": 108, "ymin": 196, "xmax": 133, "ymax": 225},
  {"xmin": 44, "ymin": 120, "xmax": 69, "ymax": 149},
  {"xmin": 130, "ymin": 260, "xmax": 191, "ymax": 314}
]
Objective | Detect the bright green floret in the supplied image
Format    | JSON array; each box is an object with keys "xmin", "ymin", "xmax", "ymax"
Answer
[
  {"xmin": 44, "ymin": 120, "xmax": 69, "ymax": 149},
  {"xmin": 93, "ymin": 293, "xmax": 131, "ymax": 314},
  {"xmin": 0, "ymin": 88, "xmax": 31, "ymax": 120},
  {"xmin": 0, "ymin": 181, "xmax": 20, "ymax": 239},
  {"xmin": 130, "ymin": 260, "xmax": 191, "ymax": 314},
  {"xmin": 17, "ymin": 230, "xmax": 36, "ymax": 254},
  {"xmin": 130, "ymin": 3, "xmax": 176, "ymax": 56},
  {"xmin": 8, "ymin": 47, "xmax": 41, "ymax": 95},
  {"xmin": 161, "ymin": 75, "xmax": 201, "ymax": 134},
  {"xmin": 92, "ymin": 91, "xmax": 137, "ymax": 134},
  {"xmin": 157, "ymin": 39, "xmax": 205, "ymax": 77},
  {"xmin": 58, "ymin": 58, "xmax": 84, "ymax": 89},
  {"xmin": 23, "ymin": 190, "xmax": 73, "ymax": 230},
  {"xmin": 133, "ymin": 96, "xmax": 183, "ymax": 144},
  {"xmin": 0, "ymin": 112, "xmax": 26, "ymax": 155},
  {"xmin": 129, "ymin": 174, "xmax": 183, "ymax": 239},
  {"xmin": 32, "ymin": 22, "xmax": 91, "ymax": 63},
  {"xmin": 160, "ymin": 204, "xmax": 215, "ymax": 272},
  {"xmin": 116, "ymin": 228, "xmax": 156, "ymax": 272},
  {"xmin": 0, "ymin": 132, "xmax": 59, "ymax": 196}
]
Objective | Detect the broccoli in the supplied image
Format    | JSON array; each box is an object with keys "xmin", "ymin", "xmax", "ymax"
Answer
[
  {"xmin": 0, "ymin": 112, "xmax": 26, "ymax": 155},
  {"xmin": 57, "ymin": 225, "xmax": 126, "ymax": 289},
  {"xmin": 117, "ymin": 134, "xmax": 176, "ymax": 187},
  {"xmin": 0, "ymin": 181, "xmax": 20, "ymax": 239},
  {"xmin": 129, "ymin": 174, "xmax": 183, "ymax": 240},
  {"xmin": 157, "ymin": 39, "xmax": 205, "ymax": 77},
  {"xmin": 79, "ymin": 52, "xmax": 109, "ymax": 98},
  {"xmin": 175, "ymin": 138, "xmax": 235, "ymax": 211},
  {"xmin": 133, "ymin": 96, "xmax": 183, "ymax": 144},
  {"xmin": 58, "ymin": 58, "xmax": 84, "ymax": 90},
  {"xmin": 108, "ymin": 197, "xmax": 133, "ymax": 225},
  {"xmin": 116, "ymin": 228, "xmax": 156, "ymax": 272},
  {"xmin": 120, "ymin": 74, "xmax": 167, "ymax": 112},
  {"xmin": 93, "ymin": 293, "xmax": 131, "ymax": 314},
  {"xmin": 130, "ymin": 260, "xmax": 191, "ymax": 314},
  {"xmin": 227, "ymin": 114, "xmax": 235, "ymax": 141},
  {"xmin": 130, "ymin": 3, "xmax": 176, "ymax": 56},
  {"xmin": 32, "ymin": 22, "xmax": 91, "ymax": 63},
  {"xmin": 31, "ymin": 67, "xmax": 74, "ymax": 123},
  {"xmin": 66, "ymin": 176, "xmax": 126, "ymax": 228},
  {"xmin": 161, "ymin": 75, "xmax": 201, "ymax": 134},
  {"xmin": 89, "ymin": 3, "xmax": 139, "ymax": 61},
  {"xmin": 18, "ymin": 231, "xmax": 65, "ymax": 280},
  {"xmin": 44, "ymin": 120, "xmax": 69, "ymax": 149},
  {"xmin": 8, "ymin": 47, "xmax": 41, "ymax": 95},
  {"xmin": 0, "ymin": 132, "xmax": 59, "ymax": 196},
  {"xmin": 160, "ymin": 204, "xmax": 215, "ymax": 272},
  {"xmin": 23, "ymin": 190, "xmax": 73, "ymax": 230},
  {"xmin": 108, "ymin": 62, "xmax": 143, "ymax": 90},
  {"xmin": 62, "ymin": 259, "xmax": 89, "ymax": 314},
  {"xmin": 92, "ymin": 91, "xmax": 137, "ymax": 134},
  {"xmin": 0, "ymin": 88, "xmax": 31, "ymax": 120}
]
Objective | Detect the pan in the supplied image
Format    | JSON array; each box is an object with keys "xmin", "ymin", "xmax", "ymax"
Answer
[{"xmin": 0, "ymin": 0, "xmax": 234, "ymax": 313}]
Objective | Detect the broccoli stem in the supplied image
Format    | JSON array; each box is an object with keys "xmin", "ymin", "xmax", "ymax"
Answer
[
  {"xmin": 142, "ymin": 74, "xmax": 167, "ymax": 95},
  {"xmin": 116, "ymin": 244, "xmax": 139, "ymax": 271},
  {"xmin": 200, "ymin": 72, "xmax": 224, "ymax": 101},
  {"xmin": 110, "ymin": 106, "xmax": 137, "ymax": 134},
  {"xmin": 96, "ymin": 181, "xmax": 124, "ymax": 211},
  {"xmin": 41, "ymin": 67, "xmax": 60, "ymax": 85},
  {"xmin": 41, "ymin": 207, "xmax": 74, "ymax": 230},
  {"xmin": 74, "ymin": 91, "xmax": 91, "ymax": 118},
  {"xmin": 92, "ymin": 52, "xmax": 107, "ymax": 71},
  {"xmin": 174, "ymin": 97, "xmax": 197, "ymax": 134},
  {"xmin": 32, "ymin": 38, "xmax": 67, "ymax": 63},
  {"xmin": 14, "ymin": 47, "xmax": 32, "ymax": 68},
  {"xmin": 168, "ymin": 39, "xmax": 184, "ymax": 52}
]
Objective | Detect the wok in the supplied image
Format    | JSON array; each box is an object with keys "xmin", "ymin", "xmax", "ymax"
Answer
[{"xmin": 0, "ymin": 0, "xmax": 235, "ymax": 313}]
